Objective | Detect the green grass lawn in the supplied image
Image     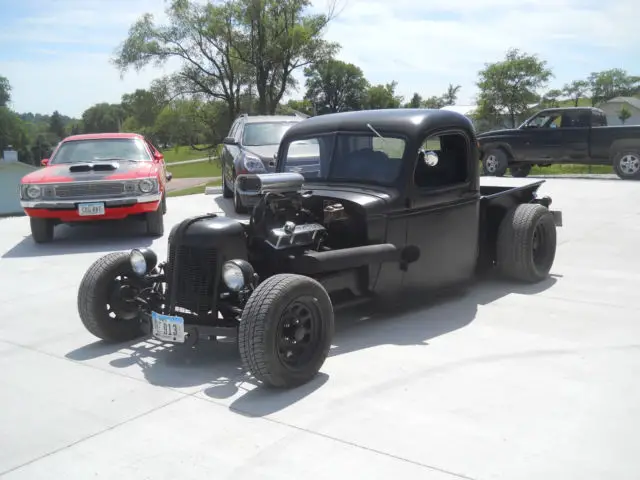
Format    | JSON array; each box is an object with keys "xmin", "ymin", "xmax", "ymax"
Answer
[
  {"xmin": 529, "ymin": 164, "xmax": 613, "ymax": 175},
  {"xmin": 167, "ymin": 180, "xmax": 222, "ymax": 197},
  {"xmin": 166, "ymin": 159, "xmax": 222, "ymax": 178},
  {"xmin": 161, "ymin": 145, "xmax": 216, "ymax": 163}
]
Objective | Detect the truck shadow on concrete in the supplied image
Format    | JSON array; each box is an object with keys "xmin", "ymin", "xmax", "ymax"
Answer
[
  {"xmin": 65, "ymin": 274, "xmax": 558, "ymax": 418},
  {"xmin": 2, "ymin": 220, "xmax": 155, "ymax": 258}
]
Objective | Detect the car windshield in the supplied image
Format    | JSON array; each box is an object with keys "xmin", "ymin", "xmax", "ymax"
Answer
[
  {"xmin": 242, "ymin": 122, "xmax": 298, "ymax": 146},
  {"xmin": 280, "ymin": 132, "xmax": 406, "ymax": 186},
  {"xmin": 49, "ymin": 138, "xmax": 151, "ymax": 164}
]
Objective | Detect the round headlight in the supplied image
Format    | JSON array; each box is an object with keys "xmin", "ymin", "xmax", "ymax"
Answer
[
  {"xmin": 222, "ymin": 261, "xmax": 245, "ymax": 291},
  {"xmin": 26, "ymin": 185, "xmax": 41, "ymax": 199},
  {"xmin": 139, "ymin": 179, "xmax": 154, "ymax": 193},
  {"xmin": 129, "ymin": 249, "xmax": 147, "ymax": 276}
]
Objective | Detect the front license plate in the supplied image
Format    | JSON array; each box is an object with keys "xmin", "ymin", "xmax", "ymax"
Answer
[
  {"xmin": 78, "ymin": 202, "xmax": 105, "ymax": 216},
  {"xmin": 151, "ymin": 312, "xmax": 185, "ymax": 343}
]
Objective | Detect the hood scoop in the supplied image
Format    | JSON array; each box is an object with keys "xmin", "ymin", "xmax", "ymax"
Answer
[{"xmin": 69, "ymin": 162, "xmax": 119, "ymax": 173}]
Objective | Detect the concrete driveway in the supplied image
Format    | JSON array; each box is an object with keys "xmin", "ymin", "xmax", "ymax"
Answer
[{"xmin": 1, "ymin": 178, "xmax": 639, "ymax": 479}]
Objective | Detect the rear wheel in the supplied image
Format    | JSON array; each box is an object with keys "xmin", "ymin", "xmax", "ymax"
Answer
[
  {"xmin": 612, "ymin": 150, "xmax": 640, "ymax": 180},
  {"xmin": 238, "ymin": 274, "xmax": 334, "ymax": 388},
  {"xmin": 30, "ymin": 217, "xmax": 54, "ymax": 243},
  {"xmin": 482, "ymin": 149, "xmax": 509, "ymax": 176},
  {"xmin": 77, "ymin": 252, "xmax": 145, "ymax": 342},
  {"xmin": 496, "ymin": 203, "xmax": 557, "ymax": 283}
]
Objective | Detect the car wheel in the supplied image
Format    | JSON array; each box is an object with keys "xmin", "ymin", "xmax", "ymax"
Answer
[
  {"xmin": 30, "ymin": 217, "xmax": 54, "ymax": 243},
  {"xmin": 510, "ymin": 164, "xmax": 532, "ymax": 177},
  {"xmin": 612, "ymin": 150, "xmax": 640, "ymax": 180},
  {"xmin": 145, "ymin": 204, "xmax": 165, "ymax": 236},
  {"xmin": 233, "ymin": 181, "xmax": 248, "ymax": 214},
  {"xmin": 496, "ymin": 203, "xmax": 557, "ymax": 283},
  {"xmin": 222, "ymin": 168, "xmax": 233, "ymax": 198},
  {"xmin": 238, "ymin": 274, "xmax": 334, "ymax": 388},
  {"xmin": 482, "ymin": 149, "xmax": 509, "ymax": 176},
  {"xmin": 161, "ymin": 193, "xmax": 167, "ymax": 214},
  {"xmin": 77, "ymin": 252, "xmax": 145, "ymax": 342}
]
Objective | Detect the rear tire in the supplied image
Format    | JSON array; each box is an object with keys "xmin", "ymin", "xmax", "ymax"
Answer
[
  {"xmin": 30, "ymin": 217, "xmax": 54, "ymax": 243},
  {"xmin": 146, "ymin": 204, "xmax": 164, "ymax": 236},
  {"xmin": 77, "ymin": 252, "xmax": 145, "ymax": 342},
  {"xmin": 238, "ymin": 274, "xmax": 334, "ymax": 388},
  {"xmin": 497, "ymin": 204, "xmax": 557, "ymax": 283},
  {"xmin": 482, "ymin": 149, "xmax": 509, "ymax": 176},
  {"xmin": 612, "ymin": 150, "xmax": 640, "ymax": 180}
]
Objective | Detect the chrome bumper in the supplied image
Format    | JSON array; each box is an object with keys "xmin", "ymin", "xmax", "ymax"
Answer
[{"xmin": 20, "ymin": 193, "xmax": 162, "ymax": 209}]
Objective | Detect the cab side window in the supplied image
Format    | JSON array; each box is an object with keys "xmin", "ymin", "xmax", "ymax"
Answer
[{"xmin": 413, "ymin": 132, "xmax": 469, "ymax": 189}]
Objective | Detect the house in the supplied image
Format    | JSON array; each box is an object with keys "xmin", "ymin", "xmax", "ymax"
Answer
[
  {"xmin": 598, "ymin": 97, "xmax": 640, "ymax": 125},
  {"xmin": 0, "ymin": 148, "xmax": 36, "ymax": 216}
]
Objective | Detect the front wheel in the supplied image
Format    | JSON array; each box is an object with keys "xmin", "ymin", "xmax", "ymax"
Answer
[
  {"xmin": 482, "ymin": 149, "xmax": 509, "ymax": 176},
  {"xmin": 238, "ymin": 274, "xmax": 334, "ymax": 388},
  {"xmin": 222, "ymin": 168, "xmax": 233, "ymax": 198},
  {"xmin": 496, "ymin": 203, "xmax": 557, "ymax": 283},
  {"xmin": 146, "ymin": 204, "xmax": 165, "ymax": 236},
  {"xmin": 510, "ymin": 164, "xmax": 532, "ymax": 177},
  {"xmin": 30, "ymin": 217, "xmax": 54, "ymax": 243},
  {"xmin": 77, "ymin": 252, "xmax": 145, "ymax": 342}
]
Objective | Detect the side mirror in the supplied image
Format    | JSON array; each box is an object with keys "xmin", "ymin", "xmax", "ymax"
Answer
[
  {"xmin": 40, "ymin": 158, "xmax": 49, "ymax": 166},
  {"xmin": 166, "ymin": 172, "xmax": 173, "ymax": 182},
  {"xmin": 153, "ymin": 151, "xmax": 164, "ymax": 163},
  {"xmin": 222, "ymin": 137, "xmax": 237, "ymax": 145}
]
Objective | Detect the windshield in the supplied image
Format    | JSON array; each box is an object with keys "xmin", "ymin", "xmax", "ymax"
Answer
[
  {"xmin": 50, "ymin": 138, "xmax": 152, "ymax": 165},
  {"xmin": 242, "ymin": 122, "xmax": 297, "ymax": 146},
  {"xmin": 280, "ymin": 132, "xmax": 406, "ymax": 186}
]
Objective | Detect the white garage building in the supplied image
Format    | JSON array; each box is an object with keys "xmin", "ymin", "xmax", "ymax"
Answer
[{"xmin": 0, "ymin": 148, "xmax": 36, "ymax": 216}]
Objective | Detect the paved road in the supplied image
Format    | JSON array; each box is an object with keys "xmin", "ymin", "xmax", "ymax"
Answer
[
  {"xmin": 1, "ymin": 178, "xmax": 639, "ymax": 479},
  {"xmin": 165, "ymin": 176, "xmax": 221, "ymax": 193}
]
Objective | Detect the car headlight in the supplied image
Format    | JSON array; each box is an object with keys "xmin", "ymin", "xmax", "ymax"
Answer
[
  {"xmin": 222, "ymin": 259, "xmax": 255, "ymax": 291},
  {"xmin": 25, "ymin": 185, "xmax": 41, "ymax": 199},
  {"xmin": 129, "ymin": 248, "xmax": 158, "ymax": 276},
  {"xmin": 242, "ymin": 155, "xmax": 266, "ymax": 173},
  {"xmin": 138, "ymin": 178, "xmax": 156, "ymax": 193}
]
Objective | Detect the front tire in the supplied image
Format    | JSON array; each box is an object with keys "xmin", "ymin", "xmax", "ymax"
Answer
[
  {"xmin": 510, "ymin": 164, "xmax": 532, "ymax": 177},
  {"xmin": 146, "ymin": 204, "xmax": 165, "ymax": 236},
  {"xmin": 496, "ymin": 203, "xmax": 557, "ymax": 283},
  {"xmin": 238, "ymin": 274, "xmax": 334, "ymax": 388},
  {"xmin": 612, "ymin": 150, "xmax": 640, "ymax": 180},
  {"xmin": 222, "ymin": 169, "xmax": 233, "ymax": 198},
  {"xmin": 233, "ymin": 182, "xmax": 248, "ymax": 214},
  {"xmin": 30, "ymin": 217, "xmax": 54, "ymax": 243},
  {"xmin": 77, "ymin": 252, "xmax": 145, "ymax": 342},
  {"xmin": 482, "ymin": 149, "xmax": 509, "ymax": 176}
]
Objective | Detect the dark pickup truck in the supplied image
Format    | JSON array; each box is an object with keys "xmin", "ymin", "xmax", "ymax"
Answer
[{"xmin": 478, "ymin": 106, "xmax": 640, "ymax": 179}]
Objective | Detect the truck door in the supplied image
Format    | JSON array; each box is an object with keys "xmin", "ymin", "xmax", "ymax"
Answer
[
  {"xmin": 400, "ymin": 131, "xmax": 480, "ymax": 290},
  {"xmin": 520, "ymin": 111, "xmax": 563, "ymax": 163},
  {"xmin": 556, "ymin": 110, "xmax": 591, "ymax": 163}
]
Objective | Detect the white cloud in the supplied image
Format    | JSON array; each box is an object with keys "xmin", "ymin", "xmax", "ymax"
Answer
[{"xmin": 1, "ymin": 0, "xmax": 637, "ymax": 116}]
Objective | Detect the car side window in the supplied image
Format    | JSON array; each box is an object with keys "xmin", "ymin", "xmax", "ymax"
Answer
[
  {"xmin": 560, "ymin": 111, "xmax": 589, "ymax": 128},
  {"xmin": 413, "ymin": 132, "xmax": 469, "ymax": 190},
  {"xmin": 234, "ymin": 121, "xmax": 244, "ymax": 142},
  {"xmin": 592, "ymin": 112, "xmax": 607, "ymax": 126}
]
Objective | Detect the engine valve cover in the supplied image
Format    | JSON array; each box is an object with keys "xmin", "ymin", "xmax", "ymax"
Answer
[{"xmin": 266, "ymin": 222, "xmax": 326, "ymax": 249}]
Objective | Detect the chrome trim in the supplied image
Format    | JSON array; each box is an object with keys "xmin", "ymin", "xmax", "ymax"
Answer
[
  {"xmin": 20, "ymin": 193, "xmax": 161, "ymax": 209},
  {"xmin": 21, "ymin": 176, "xmax": 158, "ymax": 186}
]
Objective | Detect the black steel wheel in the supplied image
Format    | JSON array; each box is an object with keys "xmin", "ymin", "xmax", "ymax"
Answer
[
  {"xmin": 77, "ymin": 252, "xmax": 145, "ymax": 342},
  {"xmin": 496, "ymin": 203, "xmax": 557, "ymax": 283},
  {"xmin": 238, "ymin": 274, "xmax": 334, "ymax": 388}
]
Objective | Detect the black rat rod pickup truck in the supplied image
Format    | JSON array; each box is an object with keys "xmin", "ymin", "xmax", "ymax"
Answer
[
  {"xmin": 478, "ymin": 106, "xmax": 640, "ymax": 179},
  {"xmin": 76, "ymin": 109, "xmax": 563, "ymax": 389}
]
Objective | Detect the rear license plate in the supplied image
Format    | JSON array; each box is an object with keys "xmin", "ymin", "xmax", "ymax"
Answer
[
  {"xmin": 78, "ymin": 202, "xmax": 105, "ymax": 216},
  {"xmin": 151, "ymin": 312, "xmax": 185, "ymax": 343},
  {"xmin": 551, "ymin": 210, "xmax": 563, "ymax": 227}
]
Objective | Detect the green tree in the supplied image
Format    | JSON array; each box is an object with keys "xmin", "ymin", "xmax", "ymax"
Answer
[
  {"xmin": 588, "ymin": 69, "xmax": 640, "ymax": 106},
  {"xmin": 121, "ymin": 88, "xmax": 166, "ymax": 128},
  {"xmin": 540, "ymin": 89, "xmax": 563, "ymax": 108},
  {"xmin": 303, "ymin": 59, "xmax": 369, "ymax": 114},
  {"xmin": 618, "ymin": 105, "xmax": 632, "ymax": 124},
  {"xmin": 82, "ymin": 103, "xmax": 126, "ymax": 133},
  {"xmin": 404, "ymin": 93, "xmax": 423, "ymax": 108},
  {"xmin": 562, "ymin": 80, "xmax": 589, "ymax": 107},
  {"xmin": 441, "ymin": 83, "xmax": 461, "ymax": 106},
  {"xmin": 0, "ymin": 75, "xmax": 11, "ymax": 107},
  {"xmin": 276, "ymin": 99, "xmax": 314, "ymax": 116},
  {"xmin": 49, "ymin": 110, "xmax": 67, "ymax": 140},
  {"xmin": 422, "ymin": 95, "xmax": 445, "ymax": 109},
  {"xmin": 476, "ymin": 48, "xmax": 553, "ymax": 128},
  {"xmin": 363, "ymin": 81, "xmax": 403, "ymax": 109}
]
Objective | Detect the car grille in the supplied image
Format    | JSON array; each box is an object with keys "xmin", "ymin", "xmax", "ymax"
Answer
[
  {"xmin": 167, "ymin": 244, "xmax": 219, "ymax": 317},
  {"xmin": 54, "ymin": 182, "xmax": 127, "ymax": 199}
]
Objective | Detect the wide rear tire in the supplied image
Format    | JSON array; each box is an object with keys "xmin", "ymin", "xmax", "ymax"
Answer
[
  {"xmin": 238, "ymin": 274, "xmax": 334, "ymax": 388},
  {"xmin": 496, "ymin": 204, "xmax": 557, "ymax": 283},
  {"xmin": 77, "ymin": 252, "xmax": 145, "ymax": 342}
]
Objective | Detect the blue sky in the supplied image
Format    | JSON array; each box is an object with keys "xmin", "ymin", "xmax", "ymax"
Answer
[{"xmin": 0, "ymin": 0, "xmax": 637, "ymax": 118}]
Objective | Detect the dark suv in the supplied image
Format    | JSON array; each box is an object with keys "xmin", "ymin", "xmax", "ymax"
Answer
[{"xmin": 221, "ymin": 113, "xmax": 308, "ymax": 213}]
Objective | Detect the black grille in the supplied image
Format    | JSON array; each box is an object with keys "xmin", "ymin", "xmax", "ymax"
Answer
[
  {"xmin": 55, "ymin": 182, "xmax": 125, "ymax": 198},
  {"xmin": 167, "ymin": 244, "xmax": 219, "ymax": 316}
]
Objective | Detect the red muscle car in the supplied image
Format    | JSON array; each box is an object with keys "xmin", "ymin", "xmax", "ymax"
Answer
[{"xmin": 19, "ymin": 132, "xmax": 172, "ymax": 243}]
